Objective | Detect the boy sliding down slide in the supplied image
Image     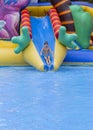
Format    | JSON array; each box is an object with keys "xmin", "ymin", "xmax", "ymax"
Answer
[{"xmin": 40, "ymin": 41, "xmax": 54, "ymax": 65}]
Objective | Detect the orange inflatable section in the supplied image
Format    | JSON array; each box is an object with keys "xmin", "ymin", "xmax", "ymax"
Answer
[
  {"xmin": 49, "ymin": 8, "xmax": 61, "ymax": 38},
  {"xmin": 21, "ymin": 9, "xmax": 32, "ymax": 38}
]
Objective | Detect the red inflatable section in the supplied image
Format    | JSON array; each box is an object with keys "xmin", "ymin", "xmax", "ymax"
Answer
[
  {"xmin": 21, "ymin": 9, "xmax": 32, "ymax": 38},
  {"xmin": 49, "ymin": 8, "xmax": 61, "ymax": 38},
  {"xmin": 90, "ymin": 35, "xmax": 93, "ymax": 45}
]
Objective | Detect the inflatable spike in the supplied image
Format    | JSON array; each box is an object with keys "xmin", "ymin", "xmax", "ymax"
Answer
[
  {"xmin": 12, "ymin": 27, "xmax": 30, "ymax": 54},
  {"xmin": 58, "ymin": 26, "xmax": 78, "ymax": 49}
]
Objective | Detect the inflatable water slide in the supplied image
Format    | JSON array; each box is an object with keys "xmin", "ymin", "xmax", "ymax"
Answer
[{"xmin": 0, "ymin": 0, "xmax": 93, "ymax": 71}]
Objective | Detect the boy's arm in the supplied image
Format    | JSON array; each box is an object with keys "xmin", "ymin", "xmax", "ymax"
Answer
[{"xmin": 50, "ymin": 48, "xmax": 54, "ymax": 57}]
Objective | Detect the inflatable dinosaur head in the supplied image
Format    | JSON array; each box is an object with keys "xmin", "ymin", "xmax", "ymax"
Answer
[{"xmin": 0, "ymin": 0, "xmax": 31, "ymax": 39}]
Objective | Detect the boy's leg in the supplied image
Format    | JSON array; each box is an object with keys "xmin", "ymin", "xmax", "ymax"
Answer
[
  {"xmin": 47, "ymin": 56, "xmax": 51, "ymax": 65},
  {"xmin": 44, "ymin": 56, "xmax": 49, "ymax": 65}
]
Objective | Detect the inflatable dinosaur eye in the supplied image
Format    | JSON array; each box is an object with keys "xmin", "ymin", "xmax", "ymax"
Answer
[{"xmin": 4, "ymin": 0, "xmax": 17, "ymax": 5}]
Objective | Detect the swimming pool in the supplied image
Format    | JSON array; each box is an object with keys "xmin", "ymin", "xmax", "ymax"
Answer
[{"xmin": 0, "ymin": 66, "xmax": 93, "ymax": 130}]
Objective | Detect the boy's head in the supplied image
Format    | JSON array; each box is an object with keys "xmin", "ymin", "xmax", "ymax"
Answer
[
  {"xmin": 44, "ymin": 41, "xmax": 49, "ymax": 48},
  {"xmin": 44, "ymin": 41, "xmax": 48, "ymax": 45}
]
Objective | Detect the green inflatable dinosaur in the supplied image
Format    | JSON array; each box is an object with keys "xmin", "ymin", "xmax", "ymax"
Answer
[{"xmin": 70, "ymin": 5, "xmax": 93, "ymax": 49}]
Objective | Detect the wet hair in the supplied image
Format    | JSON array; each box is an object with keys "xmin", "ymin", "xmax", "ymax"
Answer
[{"xmin": 44, "ymin": 41, "xmax": 48, "ymax": 45}]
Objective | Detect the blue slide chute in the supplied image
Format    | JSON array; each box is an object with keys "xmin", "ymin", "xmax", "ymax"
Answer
[{"xmin": 30, "ymin": 16, "xmax": 55, "ymax": 70}]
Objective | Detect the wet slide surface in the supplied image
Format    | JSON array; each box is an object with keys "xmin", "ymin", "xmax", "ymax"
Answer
[
  {"xmin": 0, "ymin": 66, "xmax": 93, "ymax": 130},
  {"xmin": 30, "ymin": 16, "xmax": 55, "ymax": 68}
]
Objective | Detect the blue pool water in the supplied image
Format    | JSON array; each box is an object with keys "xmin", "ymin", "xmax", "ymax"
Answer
[{"xmin": 0, "ymin": 66, "xmax": 93, "ymax": 130}]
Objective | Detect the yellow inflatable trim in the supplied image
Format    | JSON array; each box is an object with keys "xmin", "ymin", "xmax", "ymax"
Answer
[
  {"xmin": 0, "ymin": 40, "xmax": 17, "ymax": 48},
  {"xmin": 54, "ymin": 39, "xmax": 67, "ymax": 71},
  {"xmin": 0, "ymin": 48, "xmax": 27, "ymax": 66},
  {"xmin": 27, "ymin": 5, "xmax": 53, "ymax": 17},
  {"xmin": 82, "ymin": 6, "xmax": 93, "ymax": 18},
  {"xmin": 23, "ymin": 41, "xmax": 44, "ymax": 71}
]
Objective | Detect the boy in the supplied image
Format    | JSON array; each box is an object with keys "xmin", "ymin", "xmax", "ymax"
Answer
[{"xmin": 40, "ymin": 41, "xmax": 53, "ymax": 65}]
